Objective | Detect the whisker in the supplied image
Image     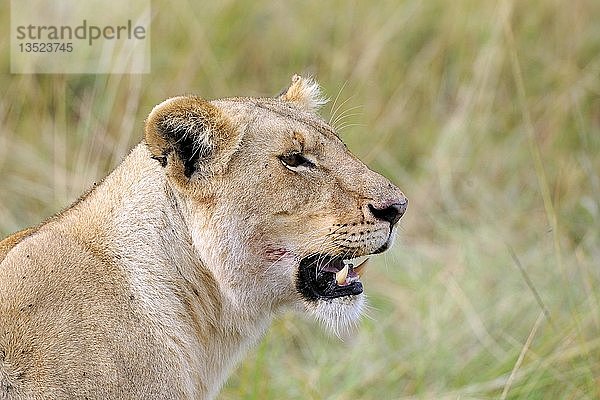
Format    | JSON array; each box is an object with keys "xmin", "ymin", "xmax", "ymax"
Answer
[
  {"xmin": 332, "ymin": 106, "xmax": 362, "ymax": 131},
  {"xmin": 330, "ymin": 96, "xmax": 355, "ymax": 128},
  {"xmin": 337, "ymin": 122, "xmax": 366, "ymax": 132},
  {"xmin": 331, "ymin": 105, "xmax": 363, "ymax": 129},
  {"xmin": 329, "ymin": 80, "xmax": 349, "ymax": 126}
]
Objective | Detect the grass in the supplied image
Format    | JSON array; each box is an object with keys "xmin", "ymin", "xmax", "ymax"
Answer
[{"xmin": 1, "ymin": 0, "xmax": 600, "ymax": 398}]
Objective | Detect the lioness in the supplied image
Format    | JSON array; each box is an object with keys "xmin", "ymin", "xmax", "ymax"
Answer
[{"xmin": 0, "ymin": 75, "xmax": 407, "ymax": 399}]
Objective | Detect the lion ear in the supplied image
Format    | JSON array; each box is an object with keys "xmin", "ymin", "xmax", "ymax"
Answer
[
  {"xmin": 144, "ymin": 96, "xmax": 238, "ymax": 180},
  {"xmin": 278, "ymin": 74, "xmax": 328, "ymax": 112}
]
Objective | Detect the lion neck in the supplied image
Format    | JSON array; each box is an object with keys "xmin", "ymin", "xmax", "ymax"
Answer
[{"xmin": 74, "ymin": 144, "xmax": 272, "ymax": 397}]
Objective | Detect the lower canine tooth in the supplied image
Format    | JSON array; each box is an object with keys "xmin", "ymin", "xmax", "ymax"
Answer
[
  {"xmin": 353, "ymin": 259, "xmax": 369, "ymax": 276},
  {"xmin": 336, "ymin": 264, "xmax": 349, "ymax": 285}
]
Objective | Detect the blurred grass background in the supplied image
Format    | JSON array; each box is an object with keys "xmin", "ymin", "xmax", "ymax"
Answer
[{"xmin": 1, "ymin": 0, "xmax": 600, "ymax": 398}]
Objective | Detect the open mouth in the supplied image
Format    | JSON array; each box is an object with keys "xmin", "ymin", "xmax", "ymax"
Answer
[{"xmin": 296, "ymin": 254, "xmax": 370, "ymax": 301}]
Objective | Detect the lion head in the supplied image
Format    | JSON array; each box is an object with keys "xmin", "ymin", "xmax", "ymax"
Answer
[{"xmin": 144, "ymin": 75, "xmax": 407, "ymax": 335}]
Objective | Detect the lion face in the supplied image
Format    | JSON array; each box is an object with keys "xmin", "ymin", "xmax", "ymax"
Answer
[{"xmin": 144, "ymin": 76, "xmax": 407, "ymax": 335}]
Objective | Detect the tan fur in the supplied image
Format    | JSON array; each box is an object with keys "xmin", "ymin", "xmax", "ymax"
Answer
[{"xmin": 0, "ymin": 76, "xmax": 407, "ymax": 399}]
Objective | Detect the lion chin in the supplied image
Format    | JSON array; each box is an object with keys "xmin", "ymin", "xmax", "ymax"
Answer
[{"xmin": 0, "ymin": 74, "xmax": 407, "ymax": 400}]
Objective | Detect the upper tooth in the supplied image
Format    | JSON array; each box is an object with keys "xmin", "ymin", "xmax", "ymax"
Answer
[
  {"xmin": 353, "ymin": 259, "xmax": 369, "ymax": 276},
  {"xmin": 335, "ymin": 264, "xmax": 349, "ymax": 285},
  {"xmin": 343, "ymin": 255, "xmax": 370, "ymax": 268}
]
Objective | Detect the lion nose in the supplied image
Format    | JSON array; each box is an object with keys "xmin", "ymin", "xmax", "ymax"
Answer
[{"xmin": 368, "ymin": 197, "xmax": 408, "ymax": 226}]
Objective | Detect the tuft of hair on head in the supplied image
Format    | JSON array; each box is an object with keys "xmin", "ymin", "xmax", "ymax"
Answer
[{"xmin": 278, "ymin": 74, "xmax": 329, "ymax": 112}]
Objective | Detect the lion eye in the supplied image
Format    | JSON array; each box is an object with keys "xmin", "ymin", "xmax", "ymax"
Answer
[{"xmin": 279, "ymin": 152, "xmax": 314, "ymax": 171}]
